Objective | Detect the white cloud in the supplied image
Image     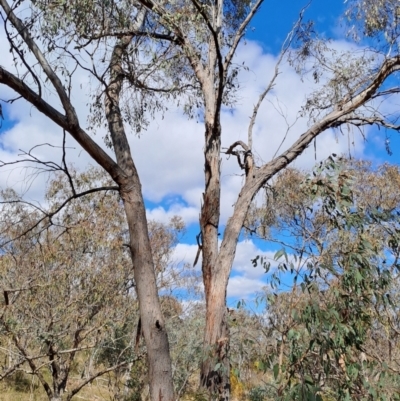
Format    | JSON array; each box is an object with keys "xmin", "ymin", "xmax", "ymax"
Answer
[
  {"xmin": 1, "ymin": 37, "xmax": 368, "ymax": 217},
  {"xmin": 0, "ymin": 24, "xmax": 381, "ymax": 299},
  {"xmin": 227, "ymin": 240, "xmax": 284, "ymax": 299},
  {"xmin": 172, "ymin": 243, "xmax": 200, "ymax": 268},
  {"xmin": 170, "ymin": 239, "xmax": 286, "ymax": 299},
  {"xmin": 232, "ymin": 240, "xmax": 277, "ymax": 279},
  {"xmin": 146, "ymin": 204, "xmax": 199, "ymax": 225},
  {"xmin": 227, "ymin": 276, "xmax": 266, "ymax": 298}
]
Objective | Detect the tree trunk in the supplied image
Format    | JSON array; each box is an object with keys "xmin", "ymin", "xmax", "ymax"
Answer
[
  {"xmin": 200, "ymin": 284, "xmax": 230, "ymax": 401},
  {"xmin": 122, "ymin": 180, "xmax": 175, "ymax": 401},
  {"xmin": 104, "ymin": 25, "xmax": 175, "ymax": 401},
  {"xmin": 200, "ymin": 156, "xmax": 261, "ymax": 400},
  {"xmin": 50, "ymin": 388, "xmax": 63, "ymax": 401},
  {"xmin": 199, "ymin": 117, "xmax": 231, "ymax": 400}
]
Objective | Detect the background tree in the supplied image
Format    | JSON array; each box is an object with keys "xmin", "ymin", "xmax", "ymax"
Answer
[
  {"xmin": 0, "ymin": 167, "xmax": 190, "ymax": 401},
  {"xmin": 0, "ymin": 168, "xmax": 136, "ymax": 401}
]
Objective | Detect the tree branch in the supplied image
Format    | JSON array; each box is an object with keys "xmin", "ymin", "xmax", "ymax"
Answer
[
  {"xmin": 0, "ymin": 0, "xmax": 77, "ymax": 124},
  {"xmin": 7, "ymin": 328, "xmax": 52, "ymax": 398},
  {"xmin": 136, "ymin": 0, "xmax": 206, "ymax": 85},
  {"xmin": 75, "ymin": 30, "xmax": 179, "ymax": 49},
  {"xmin": 247, "ymin": 2, "xmax": 309, "ymax": 149},
  {"xmin": 0, "ymin": 67, "xmax": 126, "ymax": 184},
  {"xmin": 190, "ymin": 0, "xmax": 224, "ymax": 113},
  {"xmin": 67, "ymin": 361, "xmax": 129, "ymax": 401},
  {"xmin": 342, "ymin": 115, "xmax": 400, "ymax": 131},
  {"xmin": 0, "ymin": 186, "xmax": 119, "ymax": 247},
  {"xmin": 255, "ymin": 54, "xmax": 400, "ymax": 186},
  {"xmin": 225, "ymin": 140, "xmax": 249, "ymax": 154},
  {"xmin": 224, "ymin": 0, "xmax": 265, "ymax": 71}
]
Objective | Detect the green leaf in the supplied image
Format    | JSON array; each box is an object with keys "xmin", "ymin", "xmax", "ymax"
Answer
[
  {"xmin": 214, "ymin": 363, "xmax": 221, "ymax": 371},
  {"xmin": 273, "ymin": 363, "xmax": 280, "ymax": 380},
  {"xmin": 274, "ymin": 248, "xmax": 286, "ymax": 261}
]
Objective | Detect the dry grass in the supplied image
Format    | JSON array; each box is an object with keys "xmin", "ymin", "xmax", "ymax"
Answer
[
  {"xmin": 0, "ymin": 372, "xmax": 118, "ymax": 401},
  {"xmin": 0, "ymin": 376, "xmax": 47, "ymax": 401}
]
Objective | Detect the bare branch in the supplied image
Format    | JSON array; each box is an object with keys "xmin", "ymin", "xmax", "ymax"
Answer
[
  {"xmin": 75, "ymin": 30, "xmax": 179, "ymax": 49},
  {"xmin": 225, "ymin": 140, "xmax": 249, "ymax": 154},
  {"xmin": 67, "ymin": 361, "xmax": 130, "ymax": 401},
  {"xmin": 271, "ymin": 100, "xmax": 301, "ymax": 159},
  {"xmin": 7, "ymin": 328, "xmax": 52, "ymax": 398},
  {"xmin": 0, "ymin": 186, "xmax": 119, "ymax": 247},
  {"xmin": 224, "ymin": 141, "xmax": 251, "ymax": 172},
  {"xmin": 224, "ymin": 0, "xmax": 265, "ymax": 71},
  {"xmin": 371, "ymin": 87, "xmax": 400, "ymax": 99},
  {"xmin": 247, "ymin": 2, "xmax": 310, "ymax": 149},
  {"xmin": 1, "ymin": 12, "xmax": 42, "ymax": 98},
  {"xmin": 0, "ymin": 358, "xmax": 27, "ymax": 380},
  {"xmin": 62, "ymin": 130, "xmax": 76, "ymax": 196},
  {"xmin": 124, "ymin": 71, "xmax": 196, "ymax": 93},
  {"xmin": 342, "ymin": 115, "xmax": 400, "ymax": 131}
]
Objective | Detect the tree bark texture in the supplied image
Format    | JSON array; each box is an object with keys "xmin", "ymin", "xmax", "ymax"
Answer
[
  {"xmin": 199, "ymin": 115, "xmax": 231, "ymax": 401},
  {"xmin": 104, "ymin": 29, "xmax": 175, "ymax": 401}
]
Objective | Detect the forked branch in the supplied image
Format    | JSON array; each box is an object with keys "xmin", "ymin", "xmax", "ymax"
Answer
[{"xmin": 225, "ymin": 140, "xmax": 254, "ymax": 177}]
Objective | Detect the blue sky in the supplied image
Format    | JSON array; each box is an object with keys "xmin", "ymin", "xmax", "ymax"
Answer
[
  {"xmin": 0, "ymin": 0, "xmax": 399, "ymax": 303},
  {"xmin": 249, "ymin": 0, "xmax": 346, "ymax": 53}
]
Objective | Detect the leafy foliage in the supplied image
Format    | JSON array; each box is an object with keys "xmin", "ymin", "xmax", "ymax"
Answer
[
  {"xmin": 0, "ymin": 167, "xmax": 193, "ymax": 401},
  {"xmin": 250, "ymin": 156, "xmax": 400, "ymax": 400}
]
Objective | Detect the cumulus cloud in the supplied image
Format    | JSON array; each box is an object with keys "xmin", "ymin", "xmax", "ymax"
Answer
[
  {"xmin": 0, "ymin": 24, "xmax": 376, "ymax": 299},
  {"xmin": 171, "ymin": 243, "xmax": 201, "ymax": 269},
  {"xmin": 146, "ymin": 204, "xmax": 199, "ymax": 225},
  {"xmin": 227, "ymin": 276, "xmax": 266, "ymax": 299},
  {"xmin": 170, "ymin": 239, "xmax": 289, "ymax": 300},
  {"xmin": 1, "ymin": 37, "xmax": 367, "ymax": 215},
  {"xmin": 227, "ymin": 240, "xmax": 285, "ymax": 299}
]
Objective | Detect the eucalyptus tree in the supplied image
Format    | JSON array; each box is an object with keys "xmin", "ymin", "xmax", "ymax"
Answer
[
  {"xmin": 0, "ymin": 2, "xmax": 178, "ymax": 401},
  {"xmin": 1, "ymin": 0, "xmax": 400, "ymax": 400},
  {"xmin": 118, "ymin": 1, "xmax": 400, "ymax": 398},
  {"xmin": 249, "ymin": 157, "xmax": 400, "ymax": 400}
]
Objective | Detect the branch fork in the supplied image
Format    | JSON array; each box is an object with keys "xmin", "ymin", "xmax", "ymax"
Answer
[{"xmin": 224, "ymin": 140, "xmax": 254, "ymax": 177}]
